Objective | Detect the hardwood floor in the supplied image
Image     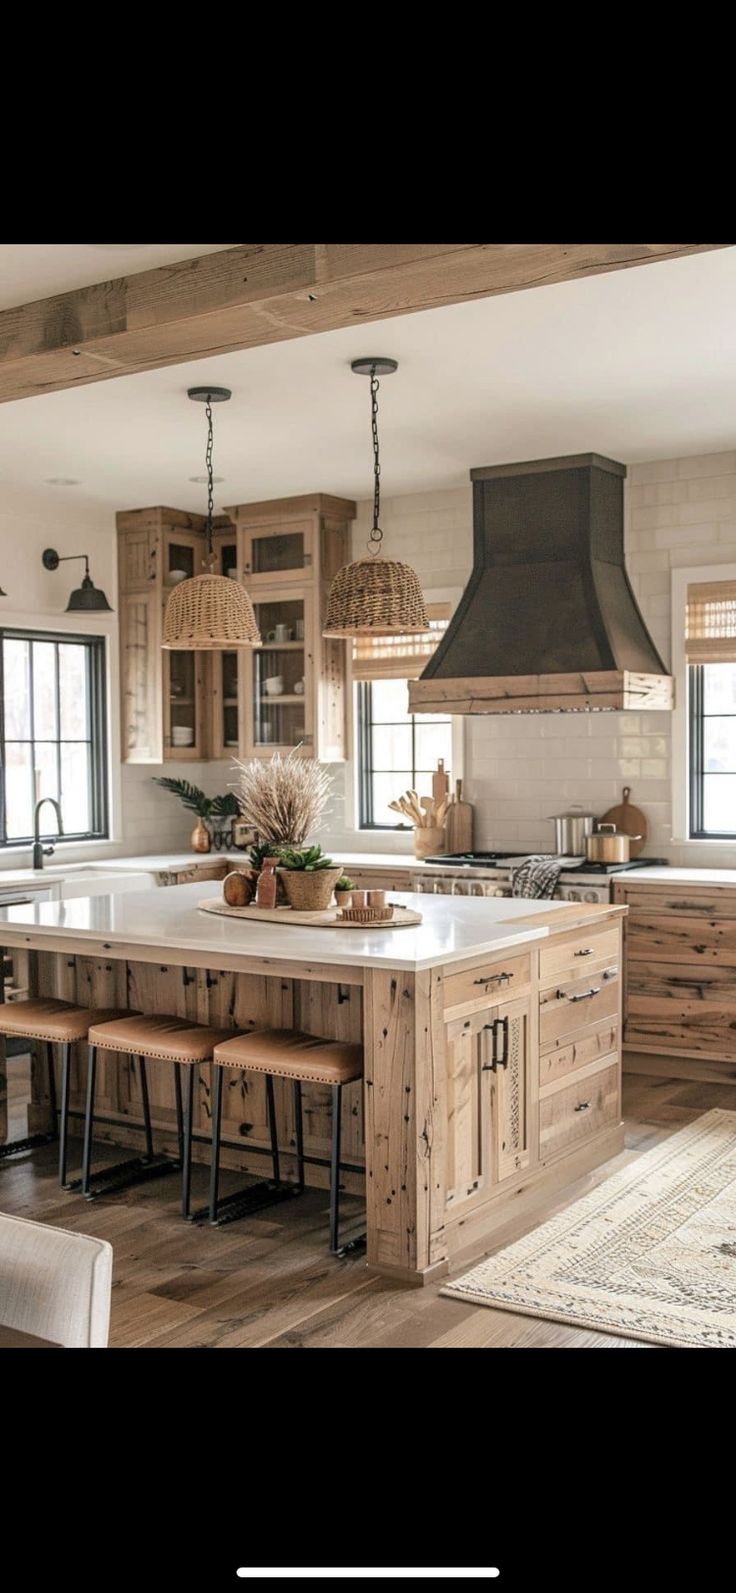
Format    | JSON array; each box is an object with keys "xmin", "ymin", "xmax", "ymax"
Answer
[{"xmin": 2, "ymin": 1060, "xmax": 733, "ymax": 1348}]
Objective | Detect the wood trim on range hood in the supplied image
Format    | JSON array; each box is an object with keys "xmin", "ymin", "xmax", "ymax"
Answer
[{"xmin": 408, "ymin": 453, "xmax": 675, "ymax": 715}]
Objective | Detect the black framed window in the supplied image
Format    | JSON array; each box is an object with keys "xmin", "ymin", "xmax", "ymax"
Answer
[
  {"xmin": 356, "ymin": 678, "xmax": 453, "ymax": 829},
  {"xmin": 0, "ymin": 629, "xmax": 109, "ymax": 847},
  {"xmin": 689, "ymin": 661, "xmax": 736, "ymax": 838}
]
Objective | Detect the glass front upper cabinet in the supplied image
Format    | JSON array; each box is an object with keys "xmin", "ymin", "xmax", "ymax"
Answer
[
  {"xmin": 211, "ymin": 530, "xmax": 241, "ymax": 756},
  {"xmin": 242, "ymin": 520, "xmax": 314, "ymax": 586},
  {"xmin": 245, "ymin": 589, "xmax": 313, "ymax": 756},
  {"xmin": 161, "ymin": 528, "xmax": 206, "ymax": 760}
]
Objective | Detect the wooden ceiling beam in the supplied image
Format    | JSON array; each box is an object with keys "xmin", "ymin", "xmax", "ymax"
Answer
[{"xmin": 0, "ymin": 243, "xmax": 725, "ymax": 405}]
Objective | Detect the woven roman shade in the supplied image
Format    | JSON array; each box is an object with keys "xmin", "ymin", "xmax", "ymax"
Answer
[
  {"xmin": 686, "ymin": 581, "xmax": 736, "ymax": 664},
  {"xmin": 351, "ymin": 601, "xmax": 451, "ymax": 680}
]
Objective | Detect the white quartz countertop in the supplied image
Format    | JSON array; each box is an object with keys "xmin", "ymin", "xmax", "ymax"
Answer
[
  {"xmin": 616, "ymin": 866, "xmax": 736, "ymax": 885},
  {"xmin": 0, "ymin": 883, "xmax": 611, "ymax": 973}
]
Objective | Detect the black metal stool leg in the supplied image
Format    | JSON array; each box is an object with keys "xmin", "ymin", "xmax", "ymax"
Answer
[
  {"xmin": 181, "ymin": 1065, "xmax": 195, "ymax": 1219},
  {"xmin": 266, "ymin": 1073, "xmax": 280, "ymax": 1184},
  {"xmin": 81, "ymin": 1044, "xmax": 97, "ymax": 1196},
  {"xmin": 329, "ymin": 1083, "xmax": 342, "ymax": 1253},
  {"xmin": 138, "ymin": 1055, "xmax": 154, "ymax": 1161},
  {"xmin": 209, "ymin": 1064, "xmax": 224, "ymax": 1223},
  {"xmin": 293, "ymin": 1079, "xmax": 305, "ymax": 1192},
  {"xmin": 46, "ymin": 1041, "xmax": 58, "ymax": 1125},
  {"xmin": 174, "ymin": 1063, "xmax": 184, "ymax": 1163},
  {"xmin": 58, "ymin": 1041, "xmax": 73, "ymax": 1188}
]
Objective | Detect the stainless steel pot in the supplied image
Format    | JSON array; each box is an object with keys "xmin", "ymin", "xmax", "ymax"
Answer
[
  {"xmin": 547, "ymin": 805, "xmax": 597, "ymax": 855},
  {"xmin": 586, "ymin": 824, "xmax": 642, "ymax": 863}
]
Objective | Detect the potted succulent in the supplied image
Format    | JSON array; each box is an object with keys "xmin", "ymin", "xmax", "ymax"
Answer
[
  {"xmin": 153, "ymin": 779, "xmax": 240, "ymax": 854},
  {"xmin": 334, "ymin": 875, "xmax": 355, "ymax": 909},
  {"xmin": 277, "ymin": 846, "xmax": 343, "ymax": 911}
]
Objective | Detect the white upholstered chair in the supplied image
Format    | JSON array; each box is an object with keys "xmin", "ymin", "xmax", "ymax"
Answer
[{"xmin": 0, "ymin": 1212, "xmax": 112, "ymax": 1347}]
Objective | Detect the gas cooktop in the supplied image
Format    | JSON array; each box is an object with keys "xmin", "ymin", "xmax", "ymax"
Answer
[{"xmin": 424, "ymin": 852, "xmax": 668, "ymax": 875}]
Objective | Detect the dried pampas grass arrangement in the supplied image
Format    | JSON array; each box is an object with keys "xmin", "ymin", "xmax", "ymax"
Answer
[{"xmin": 231, "ymin": 749, "xmax": 331, "ymax": 846}]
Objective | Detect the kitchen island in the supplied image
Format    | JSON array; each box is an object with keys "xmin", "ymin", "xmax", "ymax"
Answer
[{"xmin": 0, "ymin": 886, "xmax": 625, "ymax": 1282}]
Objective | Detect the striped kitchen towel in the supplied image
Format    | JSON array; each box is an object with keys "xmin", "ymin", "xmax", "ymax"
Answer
[{"xmin": 511, "ymin": 856, "xmax": 562, "ymax": 899}]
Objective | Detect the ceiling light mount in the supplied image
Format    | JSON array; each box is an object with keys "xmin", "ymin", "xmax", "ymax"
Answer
[
  {"xmin": 187, "ymin": 386, "xmax": 232, "ymax": 403},
  {"xmin": 42, "ymin": 548, "xmax": 112, "ymax": 612},
  {"xmin": 350, "ymin": 358, "xmax": 398, "ymax": 378}
]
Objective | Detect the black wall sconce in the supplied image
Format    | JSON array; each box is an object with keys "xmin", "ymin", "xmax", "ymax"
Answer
[{"xmin": 42, "ymin": 549, "xmax": 113, "ymax": 613}]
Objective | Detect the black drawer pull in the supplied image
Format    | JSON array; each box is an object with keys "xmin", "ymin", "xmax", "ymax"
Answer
[
  {"xmin": 481, "ymin": 1016, "xmax": 510, "ymax": 1071},
  {"xmin": 561, "ymin": 986, "xmax": 601, "ymax": 1003},
  {"xmin": 602, "ymin": 967, "xmax": 618, "ymax": 980},
  {"xmin": 473, "ymin": 971, "xmax": 511, "ymax": 986},
  {"xmin": 574, "ymin": 948, "xmax": 594, "ymax": 957},
  {"xmin": 669, "ymin": 900, "xmax": 716, "ymax": 912},
  {"xmin": 574, "ymin": 1101, "xmax": 591, "ymax": 1112}
]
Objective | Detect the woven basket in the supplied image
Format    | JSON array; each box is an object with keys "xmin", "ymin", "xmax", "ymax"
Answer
[
  {"xmin": 279, "ymin": 866, "xmax": 343, "ymax": 911},
  {"xmin": 162, "ymin": 574, "xmax": 261, "ymax": 650},
  {"xmin": 339, "ymin": 906, "xmax": 395, "ymax": 923},
  {"xmin": 323, "ymin": 556, "xmax": 429, "ymax": 638}
]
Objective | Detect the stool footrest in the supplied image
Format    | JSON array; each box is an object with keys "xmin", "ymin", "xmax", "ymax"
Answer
[
  {"xmin": 0, "ymin": 1131, "xmax": 57, "ymax": 1160},
  {"xmin": 84, "ymin": 1153, "xmax": 180, "ymax": 1200},
  {"xmin": 210, "ymin": 1180, "xmax": 302, "ymax": 1227},
  {"xmin": 335, "ymin": 1232, "xmax": 367, "ymax": 1259}
]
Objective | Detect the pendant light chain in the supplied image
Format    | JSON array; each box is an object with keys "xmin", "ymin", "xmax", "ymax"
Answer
[
  {"xmin": 368, "ymin": 367, "xmax": 383, "ymax": 555},
  {"xmin": 205, "ymin": 394, "xmax": 215, "ymax": 557}
]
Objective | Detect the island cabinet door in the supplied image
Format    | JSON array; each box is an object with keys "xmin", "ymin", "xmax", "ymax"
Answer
[{"xmin": 445, "ymin": 995, "xmax": 531, "ymax": 1218}]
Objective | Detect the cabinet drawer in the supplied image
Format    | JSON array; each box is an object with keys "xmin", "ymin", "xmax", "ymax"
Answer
[
  {"xmin": 539, "ymin": 925, "xmax": 620, "ymax": 986},
  {"xmin": 538, "ymin": 1016, "xmax": 620, "ymax": 1090},
  {"xmin": 539, "ymin": 1059, "xmax": 620, "ymax": 1160},
  {"xmin": 626, "ymin": 912, "xmax": 736, "ymax": 967},
  {"xmin": 625, "ymin": 959, "xmax": 736, "ymax": 1057},
  {"xmin": 539, "ymin": 966, "xmax": 619, "ymax": 1052},
  {"xmin": 617, "ymin": 887, "xmax": 736, "ymax": 919},
  {"xmin": 444, "ymin": 952, "xmax": 531, "ymax": 1016}
]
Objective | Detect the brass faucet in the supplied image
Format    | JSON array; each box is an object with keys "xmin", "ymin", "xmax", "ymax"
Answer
[{"xmin": 32, "ymin": 797, "xmax": 64, "ymax": 870}]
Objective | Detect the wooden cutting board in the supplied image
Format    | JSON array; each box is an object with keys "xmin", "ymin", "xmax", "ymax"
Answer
[
  {"xmin": 445, "ymin": 778, "xmax": 474, "ymax": 853},
  {"xmin": 598, "ymin": 786, "xmax": 647, "ymax": 858},
  {"xmin": 432, "ymin": 757, "xmax": 450, "ymax": 805}
]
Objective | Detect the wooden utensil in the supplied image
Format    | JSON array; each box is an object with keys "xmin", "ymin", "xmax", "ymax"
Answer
[
  {"xmin": 445, "ymin": 777, "xmax": 474, "ymax": 853},
  {"xmin": 598, "ymin": 786, "xmax": 648, "ymax": 859},
  {"xmin": 432, "ymin": 758, "xmax": 450, "ymax": 805}
]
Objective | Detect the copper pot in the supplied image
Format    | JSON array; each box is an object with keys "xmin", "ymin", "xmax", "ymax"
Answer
[{"xmin": 585, "ymin": 823, "xmax": 641, "ymax": 863}]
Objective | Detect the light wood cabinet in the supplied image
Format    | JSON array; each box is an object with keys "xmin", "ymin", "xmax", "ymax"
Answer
[
  {"xmin": 445, "ymin": 993, "xmax": 532, "ymax": 1218},
  {"xmin": 612, "ymin": 878, "xmax": 736, "ymax": 1080},
  {"xmin": 117, "ymin": 507, "xmax": 208, "ymax": 764},
  {"xmin": 117, "ymin": 494, "xmax": 355, "ymax": 765},
  {"xmin": 224, "ymin": 493, "xmax": 356, "ymax": 762}
]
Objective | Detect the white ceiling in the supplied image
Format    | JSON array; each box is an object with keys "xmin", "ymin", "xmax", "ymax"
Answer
[
  {"xmin": 0, "ymin": 244, "xmax": 235, "ymax": 310},
  {"xmin": 0, "ymin": 245, "xmax": 734, "ymax": 522}
]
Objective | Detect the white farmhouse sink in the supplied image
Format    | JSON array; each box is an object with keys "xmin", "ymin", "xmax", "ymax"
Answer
[{"xmin": 58, "ymin": 870, "xmax": 158, "ymax": 899}]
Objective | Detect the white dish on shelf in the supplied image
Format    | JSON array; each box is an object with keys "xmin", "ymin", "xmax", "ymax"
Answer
[
  {"xmin": 167, "ymin": 569, "xmax": 188, "ymax": 585},
  {"xmin": 172, "ymin": 727, "xmax": 195, "ymax": 746}
]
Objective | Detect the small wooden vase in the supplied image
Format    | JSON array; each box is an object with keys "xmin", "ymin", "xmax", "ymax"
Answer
[{"xmin": 191, "ymin": 819, "xmax": 211, "ymax": 854}]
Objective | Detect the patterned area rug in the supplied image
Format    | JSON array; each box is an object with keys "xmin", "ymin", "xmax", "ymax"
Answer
[{"xmin": 441, "ymin": 1109, "xmax": 736, "ymax": 1348}]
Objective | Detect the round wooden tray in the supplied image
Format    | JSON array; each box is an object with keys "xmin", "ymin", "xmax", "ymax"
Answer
[{"xmin": 198, "ymin": 899, "xmax": 423, "ymax": 929}]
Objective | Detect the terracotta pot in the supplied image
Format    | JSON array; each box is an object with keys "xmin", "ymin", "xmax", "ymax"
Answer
[
  {"xmin": 279, "ymin": 866, "xmax": 343, "ymax": 911},
  {"xmin": 335, "ymin": 889, "xmax": 353, "ymax": 909},
  {"xmin": 191, "ymin": 819, "xmax": 211, "ymax": 854}
]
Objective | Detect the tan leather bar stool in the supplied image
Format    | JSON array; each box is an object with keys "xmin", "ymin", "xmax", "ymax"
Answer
[
  {"xmin": 210, "ymin": 1029, "xmax": 364, "ymax": 1253},
  {"xmin": 0, "ymin": 997, "xmax": 126, "ymax": 1187},
  {"xmin": 84, "ymin": 1014, "xmax": 236, "ymax": 1217}
]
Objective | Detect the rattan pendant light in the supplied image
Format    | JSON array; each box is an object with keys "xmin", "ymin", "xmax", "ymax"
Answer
[
  {"xmin": 162, "ymin": 387, "xmax": 261, "ymax": 650},
  {"xmin": 323, "ymin": 358, "xmax": 429, "ymax": 638}
]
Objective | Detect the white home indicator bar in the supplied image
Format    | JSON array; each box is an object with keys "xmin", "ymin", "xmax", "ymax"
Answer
[{"xmin": 236, "ymin": 1573, "xmax": 501, "ymax": 1581}]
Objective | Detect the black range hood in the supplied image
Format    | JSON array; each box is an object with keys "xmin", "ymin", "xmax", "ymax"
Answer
[{"xmin": 409, "ymin": 453, "xmax": 673, "ymax": 715}]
